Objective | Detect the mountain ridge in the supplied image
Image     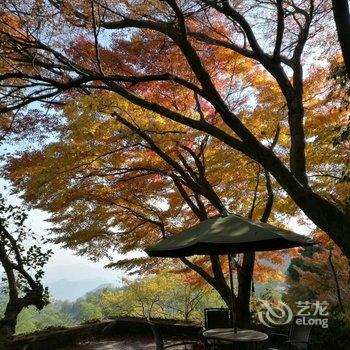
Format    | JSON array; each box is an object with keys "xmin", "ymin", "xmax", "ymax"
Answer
[{"xmin": 48, "ymin": 278, "xmax": 117, "ymax": 301}]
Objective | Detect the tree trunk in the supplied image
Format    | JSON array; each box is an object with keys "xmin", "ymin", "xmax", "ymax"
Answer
[
  {"xmin": 332, "ymin": 0, "xmax": 350, "ymax": 79},
  {"xmin": 328, "ymin": 248, "xmax": 344, "ymax": 312},
  {"xmin": 211, "ymin": 278, "xmax": 233, "ymax": 311},
  {"xmin": 0, "ymin": 305, "xmax": 21, "ymax": 345},
  {"xmin": 293, "ymin": 191, "xmax": 350, "ymax": 256},
  {"xmin": 286, "ymin": 91, "xmax": 308, "ymax": 187},
  {"xmin": 207, "ymin": 254, "xmax": 255, "ymax": 328},
  {"xmin": 254, "ymin": 148, "xmax": 349, "ymax": 258}
]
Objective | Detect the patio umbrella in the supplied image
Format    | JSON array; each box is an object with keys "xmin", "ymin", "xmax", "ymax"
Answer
[{"xmin": 145, "ymin": 213, "xmax": 316, "ymax": 331}]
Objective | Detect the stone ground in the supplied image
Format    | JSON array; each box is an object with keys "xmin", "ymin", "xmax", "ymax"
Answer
[
  {"xmin": 72, "ymin": 339, "xmax": 154, "ymax": 349},
  {"xmin": 70, "ymin": 338, "xmax": 199, "ymax": 349}
]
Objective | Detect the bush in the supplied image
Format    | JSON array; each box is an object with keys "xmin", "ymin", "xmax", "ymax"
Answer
[{"xmin": 311, "ymin": 312, "xmax": 350, "ymax": 350}]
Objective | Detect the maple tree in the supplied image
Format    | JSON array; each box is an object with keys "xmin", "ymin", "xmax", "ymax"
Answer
[
  {"xmin": 4, "ymin": 90, "xmax": 298, "ymax": 327},
  {"xmin": 2, "ymin": 0, "xmax": 349, "ymax": 327},
  {"xmin": 0, "ymin": 0, "xmax": 348, "ymax": 260}
]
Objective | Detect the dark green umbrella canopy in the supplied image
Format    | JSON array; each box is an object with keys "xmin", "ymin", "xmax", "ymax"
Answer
[{"xmin": 146, "ymin": 214, "xmax": 316, "ymax": 257}]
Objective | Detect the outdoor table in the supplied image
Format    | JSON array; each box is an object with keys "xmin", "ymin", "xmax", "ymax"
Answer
[{"xmin": 203, "ymin": 328, "xmax": 268, "ymax": 350}]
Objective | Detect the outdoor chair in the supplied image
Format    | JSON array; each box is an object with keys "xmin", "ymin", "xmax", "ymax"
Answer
[
  {"xmin": 266, "ymin": 316, "xmax": 314, "ymax": 350},
  {"xmin": 204, "ymin": 308, "xmax": 232, "ymax": 330},
  {"xmin": 148, "ymin": 319, "xmax": 203, "ymax": 350},
  {"xmin": 203, "ymin": 308, "xmax": 232, "ymax": 350}
]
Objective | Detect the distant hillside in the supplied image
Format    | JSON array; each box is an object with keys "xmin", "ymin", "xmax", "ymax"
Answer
[
  {"xmin": 48, "ymin": 278, "xmax": 115, "ymax": 301},
  {"xmin": 89, "ymin": 283, "xmax": 115, "ymax": 295}
]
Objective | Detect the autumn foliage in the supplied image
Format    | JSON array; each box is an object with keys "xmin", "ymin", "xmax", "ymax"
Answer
[{"xmin": 0, "ymin": 0, "xmax": 349, "ymax": 329}]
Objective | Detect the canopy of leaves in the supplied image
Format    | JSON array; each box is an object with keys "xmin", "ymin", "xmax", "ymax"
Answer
[{"xmin": 5, "ymin": 91, "xmax": 301, "ymax": 283}]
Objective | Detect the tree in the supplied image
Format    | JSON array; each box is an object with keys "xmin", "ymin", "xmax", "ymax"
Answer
[
  {"xmin": 286, "ymin": 232, "xmax": 350, "ymax": 311},
  {"xmin": 0, "ymin": 0, "xmax": 348, "ymax": 259},
  {"xmin": 5, "ymin": 91, "xmax": 294, "ymax": 327},
  {"xmin": 102, "ymin": 275, "xmax": 173, "ymax": 319},
  {"xmin": 331, "ymin": 0, "xmax": 350, "ymax": 78},
  {"xmin": 0, "ymin": 195, "xmax": 52, "ymax": 343},
  {"xmin": 100, "ymin": 273, "xmax": 223, "ymax": 322},
  {"xmin": 32, "ymin": 304, "xmax": 74, "ymax": 330},
  {"xmin": 76, "ymin": 301, "xmax": 103, "ymax": 322},
  {"xmin": 287, "ymin": 245, "xmax": 319, "ymax": 284},
  {"xmin": 14, "ymin": 307, "xmax": 37, "ymax": 335}
]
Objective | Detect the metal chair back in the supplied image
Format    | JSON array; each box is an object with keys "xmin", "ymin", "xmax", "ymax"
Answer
[
  {"xmin": 204, "ymin": 308, "xmax": 231, "ymax": 330},
  {"xmin": 289, "ymin": 316, "xmax": 313, "ymax": 350}
]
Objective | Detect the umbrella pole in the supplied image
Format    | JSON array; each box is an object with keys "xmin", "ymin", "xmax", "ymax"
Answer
[{"xmin": 227, "ymin": 254, "xmax": 238, "ymax": 333}]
